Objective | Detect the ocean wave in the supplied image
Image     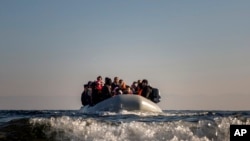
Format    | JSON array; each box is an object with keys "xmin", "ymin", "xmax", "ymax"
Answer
[{"xmin": 0, "ymin": 110, "xmax": 250, "ymax": 141}]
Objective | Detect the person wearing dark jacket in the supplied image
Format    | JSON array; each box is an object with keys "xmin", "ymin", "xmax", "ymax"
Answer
[
  {"xmin": 81, "ymin": 84, "xmax": 90, "ymax": 106},
  {"xmin": 102, "ymin": 77, "xmax": 113, "ymax": 100},
  {"xmin": 141, "ymin": 79, "xmax": 152, "ymax": 100}
]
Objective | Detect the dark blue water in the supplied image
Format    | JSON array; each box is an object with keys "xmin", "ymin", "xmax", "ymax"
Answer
[{"xmin": 0, "ymin": 110, "xmax": 249, "ymax": 141}]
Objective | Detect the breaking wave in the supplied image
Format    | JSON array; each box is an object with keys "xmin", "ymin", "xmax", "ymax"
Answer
[{"xmin": 0, "ymin": 110, "xmax": 250, "ymax": 141}]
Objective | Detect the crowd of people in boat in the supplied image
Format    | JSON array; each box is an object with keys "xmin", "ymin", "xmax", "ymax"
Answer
[{"xmin": 81, "ymin": 76, "xmax": 161, "ymax": 106}]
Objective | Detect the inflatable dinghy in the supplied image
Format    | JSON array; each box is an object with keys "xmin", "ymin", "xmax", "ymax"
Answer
[{"xmin": 80, "ymin": 94, "xmax": 162, "ymax": 113}]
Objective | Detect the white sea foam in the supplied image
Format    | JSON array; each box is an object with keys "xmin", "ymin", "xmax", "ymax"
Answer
[
  {"xmin": 29, "ymin": 114, "xmax": 250, "ymax": 141},
  {"xmin": 97, "ymin": 110, "xmax": 162, "ymax": 117}
]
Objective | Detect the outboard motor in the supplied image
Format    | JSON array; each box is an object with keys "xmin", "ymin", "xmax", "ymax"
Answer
[{"xmin": 151, "ymin": 88, "xmax": 161, "ymax": 103}]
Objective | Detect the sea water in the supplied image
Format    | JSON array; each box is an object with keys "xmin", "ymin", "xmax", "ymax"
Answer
[{"xmin": 0, "ymin": 110, "xmax": 249, "ymax": 141}]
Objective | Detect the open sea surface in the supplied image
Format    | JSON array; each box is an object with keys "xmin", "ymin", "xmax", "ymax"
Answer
[{"xmin": 0, "ymin": 110, "xmax": 250, "ymax": 141}]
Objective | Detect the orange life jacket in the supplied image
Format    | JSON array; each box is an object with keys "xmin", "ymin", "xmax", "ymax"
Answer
[{"xmin": 138, "ymin": 89, "xmax": 142, "ymax": 95}]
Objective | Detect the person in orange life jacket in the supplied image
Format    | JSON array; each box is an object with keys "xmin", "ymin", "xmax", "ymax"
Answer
[
  {"xmin": 137, "ymin": 79, "xmax": 143, "ymax": 94},
  {"xmin": 137, "ymin": 83, "xmax": 143, "ymax": 96},
  {"xmin": 141, "ymin": 79, "xmax": 152, "ymax": 99}
]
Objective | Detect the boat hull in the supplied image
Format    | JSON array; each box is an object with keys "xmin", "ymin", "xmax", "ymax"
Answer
[{"xmin": 80, "ymin": 95, "xmax": 162, "ymax": 113}]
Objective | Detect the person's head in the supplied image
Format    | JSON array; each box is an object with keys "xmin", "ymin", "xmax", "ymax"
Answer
[
  {"xmin": 97, "ymin": 76, "xmax": 102, "ymax": 81},
  {"xmin": 132, "ymin": 81, "xmax": 138, "ymax": 87},
  {"xmin": 83, "ymin": 84, "xmax": 88, "ymax": 89},
  {"xmin": 114, "ymin": 77, "xmax": 119, "ymax": 83},
  {"xmin": 142, "ymin": 79, "xmax": 148, "ymax": 87},
  {"xmin": 126, "ymin": 86, "xmax": 132, "ymax": 94},
  {"xmin": 119, "ymin": 79, "xmax": 124, "ymax": 85},
  {"xmin": 119, "ymin": 79, "xmax": 126, "ymax": 89},
  {"xmin": 87, "ymin": 81, "xmax": 92, "ymax": 86},
  {"xmin": 105, "ymin": 77, "xmax": 112, "ymax": 85},
  {"xmin": 137, "ymin": 80, "xmax": 142, "ymax": 84}
]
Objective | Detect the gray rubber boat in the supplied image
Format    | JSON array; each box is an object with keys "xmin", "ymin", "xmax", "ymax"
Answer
[{"xmin": 80, "ymin": 94, "xmax": 162, "ymax": 113}]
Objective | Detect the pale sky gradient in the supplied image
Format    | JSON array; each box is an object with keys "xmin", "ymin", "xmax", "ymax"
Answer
[{"xmin": 0, "ymin": 0, "xmax": 249, "ymax": 110}]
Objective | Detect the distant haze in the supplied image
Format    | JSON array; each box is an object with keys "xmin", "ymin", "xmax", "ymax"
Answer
[{"xmin": 0, "ymin": 0, "xmax": 249, "ymax": 110}]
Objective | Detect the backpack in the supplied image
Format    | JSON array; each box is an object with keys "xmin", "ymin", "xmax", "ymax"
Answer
[{"xmin": 150, "ymin": 88, "xmax": 161, "ymax": 103}]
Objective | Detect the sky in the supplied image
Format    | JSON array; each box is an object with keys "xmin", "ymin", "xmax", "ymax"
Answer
[{"xmin": 0, "ymin": 0, "xmax": 249, "ymax": 110}]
